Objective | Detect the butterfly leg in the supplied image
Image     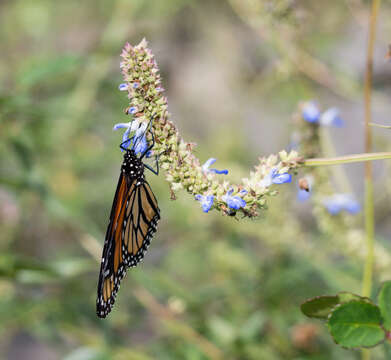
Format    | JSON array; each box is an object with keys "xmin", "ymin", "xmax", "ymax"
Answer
[
  {"xmin": 142, "ymin": 130, "xmax": 160, "ymax": 175},
  {"xmin": 144, "ymin": 162, "xmax": 159, "ymax": 175},
  {"xmin": 119, "ymin": 140, "xmax": 130, "ymax": 151},
  {"xmin": 140, "ymin": 129, "xmax": 156, "ymax": 159}
]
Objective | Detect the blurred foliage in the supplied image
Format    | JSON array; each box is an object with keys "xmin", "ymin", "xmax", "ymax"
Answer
[{"xmin": 1, "ymin": 0, "xmax": 391, "ymax": 359}]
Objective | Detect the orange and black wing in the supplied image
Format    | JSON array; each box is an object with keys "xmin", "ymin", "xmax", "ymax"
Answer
[
  {"xmin": 97, "ymin": 172, "xmax": 130, "ymax": 318},
  {"xmin": 96, "ymin": 173, "xmax": 160, "ymax": 318},
  {"xmin": 121, "ymin": 181, "xmax": 160, "ymax": 267}
]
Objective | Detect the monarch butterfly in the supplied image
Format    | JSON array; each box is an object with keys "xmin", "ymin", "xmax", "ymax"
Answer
[{"xmin": 96, "ymin": 127, "xmax": 160, "ymax": 318}]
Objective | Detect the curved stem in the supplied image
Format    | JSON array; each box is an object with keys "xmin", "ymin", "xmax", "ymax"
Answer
[{"xmin": 304, "ymin": 152, "xmax": 391, "ymax": 167}]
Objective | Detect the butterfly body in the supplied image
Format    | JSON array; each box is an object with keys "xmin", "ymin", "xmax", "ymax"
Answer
[
  {"xmin": 97, "ymin": 148, "xmax": 160, "ymax": 318},
  {"xmin": 121, "ymin": 149, "xmax": 144, "ymax": 183}
]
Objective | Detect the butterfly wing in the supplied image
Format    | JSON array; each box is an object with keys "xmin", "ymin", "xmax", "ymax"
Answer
[
  {"xmin": 97, "ymin": 172, "xmax": 132, "ymax": 318},
  {"xmin": 96, "ymin": 173, "xmax": 160, "ymax": 318},
  {"xmin": 122, "ymin": 181, "xmax": 160, "ymax": 267}
]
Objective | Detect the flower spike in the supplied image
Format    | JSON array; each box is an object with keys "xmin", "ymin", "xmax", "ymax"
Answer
[{"xmin": 117, "ymin": 39, "xmax": 301, "ymax": 218}]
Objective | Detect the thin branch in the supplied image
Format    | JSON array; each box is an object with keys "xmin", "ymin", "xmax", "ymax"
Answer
[
  {"xmin": 362, "ymin": 1, "xmax": 381, "ymax": 359},
  {"xmin": 304, "ymin": 152, "xmax": 391, "ymax": 166}
]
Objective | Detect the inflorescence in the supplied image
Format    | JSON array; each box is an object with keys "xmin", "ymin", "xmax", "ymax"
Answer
[{"xmin": 114, "ymin": 39, "xmax": 358, "ymax": 219}]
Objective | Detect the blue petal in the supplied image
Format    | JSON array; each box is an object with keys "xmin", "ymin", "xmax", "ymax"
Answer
[
  {"xmin": 324, "ymin": 194, "xmax": 360, "ymax": 215},
  {"xmin": 201, "ymin": 195, "xmax": 214, "ymax": 212},
  {"xmin": 270, "ymin": 168, "xmax": 278, "ymax": 177},
  {"xmin": 302, "ymin": 102, "xmax": 320, "ymax": 123},
  {"xmin": 121, "ymin": 139, "xmax": 131, "ymax": 152},
  {"xmin": 272, "ymin": 173, "xmax": 292, "ymax": 184},
  {"xmin": 226, "ymin": 196, "xmax": 246, "ymax": 210},
  {"xmin": 325, "ymin": 202, "xmax": 342, "ymax": 215},
  {"xmin": 118, "ymin": 83, "xmax": 128, "ymax": 91},
  {"xmin": 135, "ymin": 126, "xmax": 147, "ymax": 138},
  {"xmin": 332, "ymin": 116, "xmax": 344, "ymax": 128},
  {"xmin": 227, "ymin": 188, "xmax": 234, "ymax": 196},
  {"xmin": 203, "ymin": 158, "xmax": 217, "ymax": 169},
  {"xmin": 146, "ymin": 150, "xmax": 153, "ymax": 158},
  {"xmin": 113, "ymin": 122, "xmax": 130, "ymax": 131},
  {"xmin": 210, "ymin": 168, "xmax": 228, "ymax": 175},
  {"xmin": 297, "ymin": 189, "xmax": 311, "ymax": 202},
  {"xmin": 133, "ymin": 135, "xmax": 148, "ymax": 155},
  {"xmin": 195, "ymin": 194, "xmax": 214, "ymax": 213},
  {"xmin": 122, "ymin": 127, "xmax": 131, "ymax": 144},
  {"xmin": 343, "ymin": 199, "xmax": 361, "ymax": 214},
  {"xmin": 320, "ymin": 108, "xmax": 344, "ymax": 127}
]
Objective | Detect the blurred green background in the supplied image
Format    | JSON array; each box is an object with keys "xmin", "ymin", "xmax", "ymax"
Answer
[{"xmin": 2, "ymin": 0, "xmax": 391, "ymax": 359}]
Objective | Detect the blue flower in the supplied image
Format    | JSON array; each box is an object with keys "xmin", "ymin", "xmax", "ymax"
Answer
[
  {"xmin": 302, "ymin": 101, "xmax": 344, "ymax": 128},
  {"xmin": 195, "ymin": 194, "xmax": 214, "ymax": 213},
  {"xmin": 260, "ymin": 168, "xmax": 292, "ymax": 188},
  {"xmin": 297, "ymin": 188, "xmax": 311, "ymax": 202},
  {"xmin": 297, "ymin": 177, "xmax": 313, "ymax": 202},
  {"xmin": 128, "ymin": 106, "xmax": 137, "ymax": 115},
  {"xmin": 202, "ymin": 158, "xmax": 228, "ymax": 175},
  {"xmin": 323, "ymin": 194, "xmax": 360, "ymax": 215},
  {"xmin": 319, "ymin": 107, "xmax": 343, "ymax": 127},
  {"xmin": 222, "ymin": 188, "xmax": 246, "ymax": 210},
  {"xmin": 302, "ymin": 101, "xmax": 321, "ymax": 123},
  {"xmin": 132, "ymin": 127, "xmax": 148, "ymax": 155},
  {"xmin": 132, "ymin": 82, "xmax": 139, "ymax": 89},
  {"xmin": 113, "ymin": 121, "xmax": 133, "ymax": 146},
  {"xmin": 113, "ymin": 120, "xmax": 148, "ymax": 153},
  {"xmin": 118, "ymin": 83, "xmax": 129, "ymax": 91}
]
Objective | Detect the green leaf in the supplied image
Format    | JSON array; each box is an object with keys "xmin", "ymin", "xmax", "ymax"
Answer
[
  {"xmin": 301, "ymin": 292, "xmax": 372, "ymax": 319},
  {"xmin": 337, "ymin": 291, "xmax": 371, "ymax": 304},
  {"xmin": 328, "ymin": 301, "xmax": 385, "ymax": 348},
  {"xmin": 378, "ymin": 281, "xmax": 391, "ymax": 331},
  {"xmin": 301, "ymin": 295, "xmax": 340, "ymax": 319}
]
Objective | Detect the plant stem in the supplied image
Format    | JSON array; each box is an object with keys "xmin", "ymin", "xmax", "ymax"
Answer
[
  {"xmin": 362, "ymin": 0, "xmax": 381, "ymax": 359},
  {"xmin": 369, "ymin": 122, "xmax": 391, "ymax": 129},
  {"xmin": 304, "ymin": 152, "xmax": 391, "ymax": 167},
  {"xmin": 362, "ymin": 0, "xmax": 380, "ymax": 301}
]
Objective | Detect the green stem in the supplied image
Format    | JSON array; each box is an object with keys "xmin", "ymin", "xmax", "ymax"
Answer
[
  {"xmin": 369, "ymin": 122, "xmax": 391, "ymax": 129},
  {"xmin": 362, "ymin": 0, "xmax": 380, "ymax": 299},
  {"xmin": 361, "ymin": 0, "xmax": 380, "ymax": 359},
  {"xmin": 304, "ymin": 152, "xmax": 391, "ymax": 167},
  {"xmin": 362, "ymin": 179, "xmax": 375, "ymax": 297}
]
